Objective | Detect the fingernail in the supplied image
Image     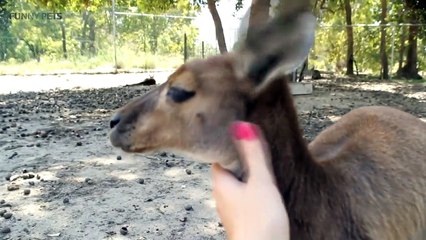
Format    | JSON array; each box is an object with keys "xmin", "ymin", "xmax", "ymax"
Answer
[{"xmin": 230, "ymin": 121, "xmax": 259, "ymax": 140}]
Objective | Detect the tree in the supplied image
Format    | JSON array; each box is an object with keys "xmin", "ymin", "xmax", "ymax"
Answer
[
  {"xmin": 193, "ymin": 0, "xmax": 245, "ymax": 54},
  {"xmin": 397, "ymin": 0, "xmax": 425, "ymax": 79},
  {"xmin": 0, "ymin": 0, "xmax": 15, "ymax": 61},
  {"xmin": 207, "ymin": 0, "xmax": 227, "ymax": 53},
  {"xmin": 343, "ymin": 0, "xmax": 354, "ymax": 76},
  {"xmin": 380, "ymin": 0, "xmax": 389, "ymax": 79}
]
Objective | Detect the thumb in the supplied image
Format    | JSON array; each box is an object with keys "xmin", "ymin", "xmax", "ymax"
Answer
[
  {"xmin": 211, "ymin": 163, "xmax": 243, "ymax": 201},
  {"xmin": 230, "ymin": 121, "xmax": 275, "ymax": 184}
]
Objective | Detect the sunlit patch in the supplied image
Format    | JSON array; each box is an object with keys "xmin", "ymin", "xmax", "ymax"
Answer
[
  {"xmin": 328, "ymin": 115, "xmax": 342, "ymax": 122},
  {"xmin": 405, "ymin": 93, "xmax": 426, "ymax": 102},
  {"xmin": 164, "ymin": 168, "xmax": 183, "ymax": 177},
  {"xmin": 73, "ymin": 176, "xmax": 90, "ymax": 183},
  {"xmin": 110, "ymin": 171, "xmax": 138, "ymax": 181},
  {"xmin": 85, "ymin": 157, "xmax": 117, "ymax": 166},
  {"xmin": 421, "ymin": 118, "xmax": 426, "ymax": 123},
  {"xmin": 19, "ymin": 202, "xmax": 47, "ymax": 217},
  {"xmin": 341, "ymin": 83, "xmax": 399, "ymax": 93},
  {"xmin": 37, "ymin": 171, "xmax": 59, "ymax": 181},
  {"xmin": 204, "ymin": 199, "xmax": 216, "ymax": 209}
]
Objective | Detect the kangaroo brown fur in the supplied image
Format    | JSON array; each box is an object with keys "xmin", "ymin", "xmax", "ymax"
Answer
[{"xmin": 109, "ymin": 9, "xmax": 426, "ymax": 240}]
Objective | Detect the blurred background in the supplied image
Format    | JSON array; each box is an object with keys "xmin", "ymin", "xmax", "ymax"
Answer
[{"xmin": 0, "ymin": 0, "xmax": 425, "ymax": 79}]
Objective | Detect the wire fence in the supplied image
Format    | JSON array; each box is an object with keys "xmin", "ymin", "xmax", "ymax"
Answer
[
  {"xmin": 0, "ymin": 2, "xmax": 425, "ymax": 79},
  {"xmin": 310, "ymin": 23, "xmax": 426, "ymax": 79}
]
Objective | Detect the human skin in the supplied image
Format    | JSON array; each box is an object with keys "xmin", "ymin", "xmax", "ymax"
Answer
[{"xmin": 212, "ymin": 121, "xmax": 290, "ymax": 240}]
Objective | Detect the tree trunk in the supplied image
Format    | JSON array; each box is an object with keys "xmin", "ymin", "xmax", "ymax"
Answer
[
  {"xmin": 248, "ymin": 0, "xmax": 270, "ymax": 34},
  {"xmin": 60, "ymin": 19, "xmax": 67, "ymax": 59},
  {"xmin": 81, "ymin": 11, "xmax": 88, "ymax": 55},
  {"xmin": 343, "ymin": 0, "xmax": 354, "ymax": 76},
  {"xmin": 397, "ymin": 12, "xmax": 421, "ymax": 79},
  {"xmin": 207, "ymin": 0, "xmax": 227, "ymax": 54},
  {"xmin": 398, "ymin": 24, "xmax": 406, "ymax": 71},
  {"xmin": 88, "ymin": 14, "xmax": 96, "ymax": 56},
  {"xmin": 379, "ymin": 0, "xmax": 389, "ymax": 79},
  {"xmin": 23, "ymin": 40, "xmax": 41, "ymax": 62}
]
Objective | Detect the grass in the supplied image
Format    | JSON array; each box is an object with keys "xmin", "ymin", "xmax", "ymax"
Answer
[{"xmin": 0, "ymin": 49, "xmax": 184, "ymax": 75}]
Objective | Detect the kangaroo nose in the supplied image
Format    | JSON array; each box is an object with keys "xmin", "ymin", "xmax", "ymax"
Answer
[{"xmin": 110, "ymin": 114, "xmax": 121, "ymax": 129}]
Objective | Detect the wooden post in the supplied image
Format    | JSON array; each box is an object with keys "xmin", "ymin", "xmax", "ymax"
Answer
[
  {"xmin": 202, "ymin": 41, "xmax": 205, "ymax": 59},
  {"xmin": 184, "ymin": 33, "xmax": 188, "ymax": 62}
]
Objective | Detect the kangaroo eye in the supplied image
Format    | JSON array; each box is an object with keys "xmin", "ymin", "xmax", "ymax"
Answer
[{"xmin": 167, "ymin": 87, "xmax": 195, "ymax": 103}]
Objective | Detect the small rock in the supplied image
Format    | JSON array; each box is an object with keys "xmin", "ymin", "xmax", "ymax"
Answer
[
  {"xmin": 23, "ymin": 189, "xmax": 31, "ymax": 195},
  {"xmin": 5, "ymin": 173, "xmax": 12, "ymax": 181},
  {"xmin": 0, "ymin": 200, "xmax": 4, "ymax": 204},
  {"xmin": 35, "ymin": 143, "xmax": 41, "ymax": 147},
  {"xmin": 76, "ymin": 142, "xmax": 83, "ymax": 147},
  {"xmin": 137, "ymin": 178, "xmax": 145, "ymax": 184},
  {"xmin": 184, "ymin": 205, "xmax": 193, "ymax": 211},
  {"xmin": 63, "ymin": 198, "xmax": 70, "ymax": 204},
  {"xmin": 185, "ymin": 169, "xmax": 192, "ymax": 175},
  {"xmin": 7, "ymin": 185, "xmax": 19, "ymax": 191},
  {"xmin": 218, "ymin": 222, "xmax": 223, "ymax": 227},
  {"xmin": 179, "ymin": 217, "xmax": 187, "ymax": 222},
  {"xmin": 116, "ymin": 155, "xmax": 122, "ymax": 160},
  {"xmin": 120, "ymin": 226, "xmax": 128, "ymax": 235},
  {"xmin": 160, "ymin": 152, "xmax": 167, "ymax": 157},
  {"xmin": 22, "ymin": 174, "xmax": 29, "ymax": 180},
  {"xmin": 22, "ymin": 169, "xmax": 28, "ymax": 174},
  {"xmin": 165, "ymin": 161, "xmax": 174, "ymax": 168},
  {"xmin": 84, "ymin": 178, "xmax": 94, "ymax": 185},
  {"xmin": 28, "ymin": 181, "xmax": 35, "ymax": 186},
  {"xmin": 0, "ymin": 210, "xmax": 6, "ymax": 216},
  {"xmin": 3, "ymin": 212, "xmax": 12, "ymax": 219},
  {"xmin": 0, "ymin": 227, "xmax": 11, "ymax": 234},
  {"xmin": 114, "ymin": 208, "xmax": 125, "ymax": 213},
  {"xmin": 28, "ymin": 173, "xmax": 35, "ymax": 179}
]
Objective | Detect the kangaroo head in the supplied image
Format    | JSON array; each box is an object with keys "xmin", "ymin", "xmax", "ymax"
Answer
[{"xmin": 109, "ymin": 10, "xmax": 316, "ymax": 176}]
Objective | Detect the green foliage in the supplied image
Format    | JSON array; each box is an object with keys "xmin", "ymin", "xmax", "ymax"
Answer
[
  {"xmin": 0, "ymin": 0, "xmax": 204, "ymax": 73},
  {"xmin": 312, "ymin": 0, "xmax": 425, "ymax": 76}
]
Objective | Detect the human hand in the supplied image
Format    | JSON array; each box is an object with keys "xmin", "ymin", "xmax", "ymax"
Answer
[{"xmin": 212, "ymin": 121, "xmax": 290, "ymax": 240}]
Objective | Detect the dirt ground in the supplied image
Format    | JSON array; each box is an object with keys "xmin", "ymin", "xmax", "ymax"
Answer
[{"xmin": 0, "ymin": 75, "xmax": 425, "ymax": 240}]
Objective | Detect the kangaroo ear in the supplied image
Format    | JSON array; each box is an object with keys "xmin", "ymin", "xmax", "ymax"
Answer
[{"xmin": 234, "ymin": 10, "xmax": 316, "ymax": 92}]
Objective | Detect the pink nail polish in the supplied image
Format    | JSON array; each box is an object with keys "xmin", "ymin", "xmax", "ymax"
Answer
[{"xmin": 230, "ymin": 121, "xmax": 259, "ymax": 140}]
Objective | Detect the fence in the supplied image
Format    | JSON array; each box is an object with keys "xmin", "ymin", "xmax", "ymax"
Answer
[
  {"xmin": 0, "ymin": 2, "xmax": 221, "ymax": 75},
  {"xmin": 0, "ymin": 1, "xmax": 425, "ymax": 78},
  {"xmin": 310, "ymin": 23, "xmax": 426, "ymax": 79}
]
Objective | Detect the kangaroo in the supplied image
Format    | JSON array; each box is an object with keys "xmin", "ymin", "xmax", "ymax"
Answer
[{"xmin": 109, "ymin": 8, "xmax": 426, "ymax": 240}]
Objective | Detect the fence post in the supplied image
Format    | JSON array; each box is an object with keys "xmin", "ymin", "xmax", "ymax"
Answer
[
  {"xmin": 112, "ymin": 0, "xmax": 117, "ymax": 72},
  {"xmin": 202, "ymin": 41, "xmax": 205, "ymax": 59},
  {"xmin": 184, "ymin": 33, "xmax": 188, "ymax": 62},
  {"xmin": 390, "ymin": 24, "xmax": 395, "ymax": 80}
]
